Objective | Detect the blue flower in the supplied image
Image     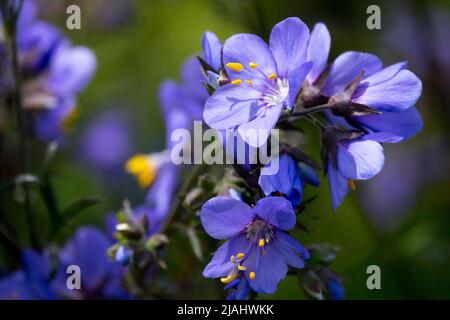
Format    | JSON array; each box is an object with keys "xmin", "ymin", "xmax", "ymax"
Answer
[
  {"xmin": 0, "ymin": 250, "xmax": 55, "ymax": 300},
  {"xmin": 200, "ymin": 196, "xmax": 309, "ymax": 294},
  {"xmin": 204, "ymin": 17, "xmax": 312, "ymax": 147},
  {"xmin": 50, "ymin": 227, "xmax": 129, "ymax": 299},
  {"xmin": 322, "ymin": 127, "xmax": 385, "ymax": 210},
  {"xmin": 305, "ymin": 23, "xmax": 423, "ymax": 142},
  {"xmin": 259, "ymin": 154, "xmax": 304, "ymax": 208}
]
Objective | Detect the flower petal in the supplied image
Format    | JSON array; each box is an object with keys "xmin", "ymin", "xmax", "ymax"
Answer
[
  {"xmin": 327, "ymin": 163, "xmax": 349, "ymax": 210},
  {"xmin": 353, "ymin": 107, "xmax": 423, "ymax": 143},
  {"xmin": 356, "ymin": 61, "xmax": 407, "ymax": 87},
  {"xmin": 203, "ymin": 235, "xmax": 250, "ymax": 278},
  {"xmin": 272, "ymin": 231, "xmax": 308, "ymax": 268},
  {"xmin": 243, "ymin": 244, "xmax": 287, "ymax": 294},
  {"xmin": 259, "ymin": 154, "xmax": 303, "ymax": 207},
  {"xmin": 306, "ymin": 22, "xmax": 331, "ymax": 84},
  {"xmin": 352, "ymin": 69, "xmax": 422, "ymax": 112},
  {"xmin": 286, "ymin": 61, "xmax": 313, "ymax": 108},
  {"xmin": 322, "ymin": 51, "xmax": 382, "ymax": 96},
  {"xmin": 204, "ymin": 84, "xmax": 263, "ymax": 130},
  {"xmin": 202, "ymin": 31, "xmax": 222, "ymax": 71},
  {"xmin": 200, "ymin": 197, "xmax": 254, "ymax": 240},
  {"xmin": 269, "ymin": 17, "xmax": 310, "ymax": 76},
  {"xmin": 254, "ymin": 196, "xmax": 296, "ymax": 230},
  {"xmin": 237, "ymin": 103, "xmax": 283, "ymax": 147},
  {"xmin": 338, "ymin": 139, "xmax": 385, "ymax": 180},
  {"xmin": 47, "ymin": 45, "xmax": 97, "ymax": 96},
  {"xmin": 223, "ymin": 34, "xmax": 277, "ymax": 84}
]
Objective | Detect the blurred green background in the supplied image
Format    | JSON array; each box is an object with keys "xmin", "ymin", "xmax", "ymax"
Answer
[{"xmin": 1, "ymin": 0, "xmax": 450, "ymax": 299}]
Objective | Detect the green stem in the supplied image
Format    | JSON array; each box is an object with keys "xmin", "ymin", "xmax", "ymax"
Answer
[
  {"xmin": 8, "ymin": 23, "xmax": 39, "ymax": 249},
  {"xmin": 280, "ymin": 103, "xmax": 332, "ymax": 122},
  {"xmin": 160, "ymin": 164, "xmax": 208, "ymax": 234}
]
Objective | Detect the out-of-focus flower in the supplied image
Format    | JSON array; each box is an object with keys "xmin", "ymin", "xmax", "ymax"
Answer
[
  {"xmin": 204, "ymin": 17, "xmax": 312, "ymax": 147},
  {"xmin": 201, "ymin": 196, "xmax": 309, "ymax": 295},
  {"xmin": 51, "ymin": 227, "xmax": 128, "ymax": 299},
  {"xmin": 78, "ymin": 110, "xmax": 133, "ymax": 172},
  {"xmin": 0, "ymin": 227, "xmax": 128, "ymax": 300},
  {"xmin": 0, "ymin": 0, "xmax": 96, "ymax": 142},
  {"xmin": 0, "ymin": 250, "xmax": 55, "ymax": 300}
]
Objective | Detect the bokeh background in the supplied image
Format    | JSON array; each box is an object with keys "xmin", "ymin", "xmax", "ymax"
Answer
[{"xmin": 1, "ymin": 0, "xmax": 449, "ymax": 299}]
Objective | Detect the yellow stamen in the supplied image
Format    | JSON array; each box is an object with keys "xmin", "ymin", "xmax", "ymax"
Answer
[
  {"xmin": 236, "ymin": 252, "xmax": 245, "ymax": 260},
  {"xmin": 258, "ymin": 239, "xmax": 265, "ymax": 247},
  {"xmin": 245, "ymin": 80, "xmax": 252, "ymax": 85},
  {"xmin": 125, "ymin": 154, "xmax": 156, "ymax": 188},
  {"xmin": 249, "ymin": 62, "xmax": 258, "ymax": 69},
  {"xmin": 226, "ymin": 62, "xmax": 244, "ymax": 72},
  {"xmin": 348, "ymin": 179, "xmax": 356, "ymax": 191},
  {"xmin": 231, "ymin": 79, "xmax": 242, "ymax": 85},
  {"xmin": 268, "ymin": 73, "xmax": 277, "ymax": 80},
  {"xmin": 249, "ymin": 271, "xmax": 256, "ymax": 280},
  {"xmin": 237, "ymin": 264, "xmax": 247, "ymax": 271},
  {"xmin": 220, "ymin": 273, "xmax": 238, "ymax": 284},
  {"xmin": 230, "ymin": 255, "xmax": 236, "ymax": 262},
  {"xmin": 61, "ymin": 107, "xmax": 79, "ymax": 133}
]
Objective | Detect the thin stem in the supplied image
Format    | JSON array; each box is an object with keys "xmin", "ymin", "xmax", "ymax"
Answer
[
  {"xmin": 8, "ymin": 18, "xmax": 39, "ymax": 249},
  {"xmin": 280, "ymin": 103, "xmax": 332, "ymax": 122},
  {"xmin": 160, "ymin": 164, "xmax": 208, "ymax": 234}
]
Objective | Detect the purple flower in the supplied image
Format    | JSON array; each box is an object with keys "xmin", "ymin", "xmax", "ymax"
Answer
[
  {"xmin": 200, "ymin": 196, "xmax": 309, "ymax": 294},
  {"xmin": 79, "ymin": 110, "xmax": 133, "ymax": 171},
  {"xmin": 204, "ymin": 17, "xmax": 312, "ymax": 147},
  {"xmin": 202, "ymin": 31, "xmax": 222, "ymax": 72},
  {"xmin": 259, "ymin": 154, "xmax": 304, "ymax": 207},
  {"xmin": 305, "ymin": 23, "xmax": 423, "ymax": 142},
  {"xmin": 0, "ymin": 227, "xmax": 128, "ymax": 300},
  {"xmin": 322, "ymin": 127, "xmax": 385, "ymax": 210},
  {"xmin": 0, "ymin": 250, "xmax": 55, "ymax": 300},
  {"xmin": 50, "ymin": 227, "xmax": 128, "ymax": 299}
]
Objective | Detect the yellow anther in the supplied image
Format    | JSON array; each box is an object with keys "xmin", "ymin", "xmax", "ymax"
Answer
[
  {"xmin": 258, "ymin": 239, "xmax": 265, "ymax": 247},
  {"xmin": 249, "ymin": 62, "xmax": 258, "ymax": 69},
  {"xmin": 230, "ymin": 255, "xmax": 236, "ymax": 263},
  {"xmin": 348, "ymin": 179, "xmax": 356, "ymax": 191},
  {"xmin": 226, "ymin": 62, "xmax": 244, "ymax": 72},
  {"xmin": 245, "ymin": 80, "xmax": 252, "ymax": 85},
  {"xmin": 231, "ymin": 79, "xmax": 242, "ymax": 85},
  {"xmin": 268, "ymin": 73, "xmax": 277, "ymax": 80},
  {"xmin": 125, "ymin": 154, "xmax": 156, "ymax": 188},
  {"xmin": 61, "ymin": 107, "xmax": 79, "ymax": 133},
  {"xmin": 236, "ymin": 253, "xmax": 245, "ymax": 260},
  {"xmin": 249, "ymin": 272, "xmax": 256, "ymax": 280},
  {"xmin": 220, "ymin": 273, "xmax": 238, "ymax": 284},
  {"xmin": 237, "ymin": 264, "xmax": 247, "ymax": 271}
]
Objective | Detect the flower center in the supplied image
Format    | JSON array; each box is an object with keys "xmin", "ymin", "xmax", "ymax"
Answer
[
  {"xmin": 225, "ymin": 61, "xmax": 290, "ymax": 107},
  {"xmin": 245, "ymin": 219, "xmax": 274, "ymax": 245},
  {"xmin": 261, "ymin": 77, "xmax": 289, "ymax": 107}
]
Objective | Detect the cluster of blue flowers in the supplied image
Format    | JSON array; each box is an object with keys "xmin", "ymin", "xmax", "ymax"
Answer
[
  {"xmin": 195, "ymin": 17, "xmax": 422, "ymax": 298},
  {"xmin": 0, "ymin": 0, "xmax": 423, "ymax": 300},
  {"xmin": 0, "ymin": 0, "xmax": 96, "ymax": 142}
]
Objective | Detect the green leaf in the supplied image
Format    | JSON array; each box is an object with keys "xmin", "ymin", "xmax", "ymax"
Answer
[
  {"xmin": 186, "ymin": 227, "xmax": 203, "ymax": 261},
  {"xmin": 60, "ymin": 197, "xmax": 104, "ymax": 224}
]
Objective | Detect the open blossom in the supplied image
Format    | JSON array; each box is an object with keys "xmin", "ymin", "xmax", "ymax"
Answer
[
  {"xmin": 204, "ymin": 17, "xmax": 312, "ymax": 147},
  {"xmin": 201, "ymin": 196, "xmax": 309, "ymax": 294},
  {"xmin": 305, "ymin": 22, "xmax": 423, "ymax": 143}
]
